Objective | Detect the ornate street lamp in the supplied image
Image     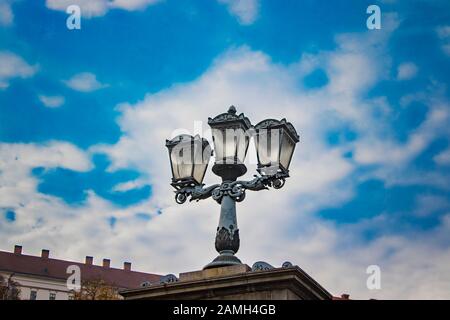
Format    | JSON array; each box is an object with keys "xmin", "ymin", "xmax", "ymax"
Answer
[
  {"xmin": 208, "ymin": 106, "xmax": 251, "ymax": 180},
  {"xmin": 254, "ymin": 118, "xmax": 299, "ymax": 178},
  {"xmin": 165, "ymin": 134, "xmax": 212, "ymax": 203},
  {"xmin": 166, "ymin": 106, "xmax": 299, "ymax": 269}
]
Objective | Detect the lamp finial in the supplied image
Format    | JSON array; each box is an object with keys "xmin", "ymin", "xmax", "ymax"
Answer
[{"xmin": 228, "ymin": 105, "xmax": 236, "ymax": 114}]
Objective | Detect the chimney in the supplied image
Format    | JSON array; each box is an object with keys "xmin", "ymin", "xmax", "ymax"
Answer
[
  {"xmin": 85, "ymin": 256, "xmax": 93, "ymax": 265},
  {"xmin": 123, "ymin": 262, "xmax": 131, "ymax": 271},
  {"xmin": 41, "ymin": 249, "xmax": 50, "ymax": 259},
  {"xmin": 341, "ymin": 294, "xmax": 350, "ymax": 300},
  {"xmin": 14, "ymin": 245, "xmax": 22, "ymax": 255},
  {"xmin": 103, "ymin": 258, "xmax": 110, "ymax": 268}
]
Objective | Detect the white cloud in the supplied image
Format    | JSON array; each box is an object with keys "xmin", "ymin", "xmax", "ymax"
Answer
[
  {"xmin": 46, "ymin": 0, "xmax": 109, "ymax": 18},
  {"xmin": 437, "ymin": 25, "xmax": 450, "ymax": 39},
  {"xmin": 110, "ymin": 0, "xmax": 160, "ymax": 11},
  {"xmin": 434, "ymin": 148, "xmax": 450, "ymax": 166},
  {"xmin": 64, "ymin": 72, "xmax": 107, "ymax": 92},
  {"xmin": 397, "ymin": 62, "xmax": 418, "ymax": 80},
  {"xmin": 442, "ymin": 44, "xmax": 450, "ymax": 56},
  {"xmin": 437, "ymin": 25, "xmax": 450, "ymax": 56},
  {"xmin": 0, "ymin": 51, "xmax": 37, "ymax": 89},
  {"xmin": 0, "ymin": 142, "xmax": 91, "ymax": 210},
  {"xmin": 2, "ymin": 12, "xmax": 450, "ymax": 299},
  {"xmin": 0, "ymin": 0, "xmax": 13, "ymax": 26},
  {"xmin": 48, "ymin": 0, "xmax": 257, "ymax": 22},
  {"xmin": 218, "ymin": 0, "xmax": 259, "ymax": 25},
  {"xmin": 413, "ymin": 194, "xmax": 450, "ymax": 217},
  {"xmin": 112, "ymin": 179, "xmax": 148, "ymax": 192},
  {"xmin": 38, "ymin": 95, "xmax": 65, "ymax": 108},
  {"xmin": 0, "ymin": 142, "xmax": 91, "ymax": 173},
  {"xmin": 45, "ymin": 0, "xmax": 159, "ymax": 18},
  {"xmin": 354, "ymin": 102, "xmax": 449, "ymax": 167}
]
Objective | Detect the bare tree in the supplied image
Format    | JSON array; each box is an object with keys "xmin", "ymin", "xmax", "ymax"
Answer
[
  {"xmin": 72, "ymin": 278, "xmax": 120, "ymax": 300},
  {"xmin": 0, "ymin": 274, "xmax": 21, "ymax": 300}
]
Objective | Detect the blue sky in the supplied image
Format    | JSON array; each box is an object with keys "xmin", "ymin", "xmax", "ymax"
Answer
[{"xmin": 1, "ymin": 0, "xmax": 450, "ymax": 299}]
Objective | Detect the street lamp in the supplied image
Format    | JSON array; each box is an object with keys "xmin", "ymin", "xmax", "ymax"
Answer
[
  {"xmin": 166, "ymin": 106, "xmax": 299, "ymax": 269},
  {"xmin": 165, "ymin": 134, "xmax": 211, "ymax": 190},
  {"xmin": 254, "ymin": 118, "xmax": 299, "ymax": 178},
  {"xmin": 208, "ymin": 106, "xmax": 251, "ymax": 181}
]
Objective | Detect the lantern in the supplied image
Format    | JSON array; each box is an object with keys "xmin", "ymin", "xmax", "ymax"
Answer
[
  {"xmin": 165, "ymin": 134, "xmax": 211, "ymax": 187},
  {"xmin": 254, "ymin": 118, "xmax": 299, "ymax": 175},
  {"xmin": 208, "ymin": 106, "xmax": 252, "ymax": 180}
]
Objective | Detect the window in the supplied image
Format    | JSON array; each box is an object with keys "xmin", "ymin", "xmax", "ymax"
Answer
[
  {"xmin": 49, "ymin": 292, "xmax": 56, "ymax": 300},
  {"xmin": 30, "ymin": 290, "xmax": 37, "ymax": 300}
]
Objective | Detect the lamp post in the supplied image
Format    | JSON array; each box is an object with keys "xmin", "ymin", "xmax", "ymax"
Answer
[{"xmin": 166, "ymin": 106, "xmax": 299, "ymax": 269}]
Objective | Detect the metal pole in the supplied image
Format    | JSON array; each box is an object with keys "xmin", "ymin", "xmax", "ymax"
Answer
[{"xmin": 204, "ymin": 192, "xmax": 242, "ymax": 269}]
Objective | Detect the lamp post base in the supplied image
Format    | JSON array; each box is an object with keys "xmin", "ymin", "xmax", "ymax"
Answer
[{"xmin": 203, "ymin": 250, "xmax": 242, "ymax": 269}]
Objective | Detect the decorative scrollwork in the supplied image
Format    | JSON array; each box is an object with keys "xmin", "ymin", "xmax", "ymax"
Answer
[
  {"xmin": 159, "ymin": 274, "xmax": 178, "ymax": 284},
  {"xmin": 207, "ymin": 105, "xmax": 252, "ymax": 128},
  {"xmin": 211, "ymin": 188, "xmax": 223, "ymax": 202},
  {"xmin": 174, "ymin": 184, "xmax": 220, "ymax": 204},
  {"xmin": 140, "ymin": 281, "xmax": 152, "ymax": 287},
  {"xmin": 173, "ymin": 172, "xmax": 289, "ymax": 204},
  {"xmin": 190, "ymin": 184, "xmax": 220, "ymax": 201},
  {"xmin": 272, "ymin": 177, "xmax": 285, "ymax": 189},
  {"xmin": 215, "ymin": 227, "xmax": 240, "ymax": 253},
  {"xmin": 175, "ymin": 192, "xmax": 187, "ymax": 204},
  {"xmin": 251, "ymin": 261, "xmax": 274, "ymax": 272}
]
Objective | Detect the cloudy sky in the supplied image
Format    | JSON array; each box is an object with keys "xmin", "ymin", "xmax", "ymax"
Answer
[{"xmin": 1, "ymin": 0, "xmax": 450, "ymax": 299}]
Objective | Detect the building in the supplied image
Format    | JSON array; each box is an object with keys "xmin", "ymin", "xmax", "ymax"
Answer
[
  {"xmin": 121, "ymin": 264, "xmax": 335, "ymax": 300},
  {"xmin": 0, "ymin": 245, "xmax": 161, "ymax": 300},
  {"xmin": 1, "ymin": 245, "xmax": 350, "ymax": 301}
]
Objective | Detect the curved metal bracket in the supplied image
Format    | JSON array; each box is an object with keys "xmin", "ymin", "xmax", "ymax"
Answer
[
  {"xmin": 173, "ymin": 171, "xmax": 290, "ymax": 204},
  {"xmin": 210, "ymin": 171, "xmax": 289, "ymax": 203},
  {"xmin": 173, "ymin": 184, "xmax": 220, "ymax": 204}
]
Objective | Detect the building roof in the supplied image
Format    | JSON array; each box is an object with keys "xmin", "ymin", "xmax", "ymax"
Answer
[
  {"xmin": 332, "ymin": 294, "xmax": 351, "ymax": 300},
  {"xmin": 0, "ymin": 246, "xmax": 161, "ymax": 290},
  {"xmin": 121, "ymin": 264, "xmax": 333, "ymax": 300}
]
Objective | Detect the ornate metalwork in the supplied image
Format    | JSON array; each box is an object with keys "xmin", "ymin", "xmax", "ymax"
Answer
[
  {"xmin": 159, "ymin": 274, "xmax": 178, "ymax": 284},
  {"xmin": 140, "ymin": 281, "xmax": 151, "ymax": 287},
  {"xmin": 254, "ymin": 118, "xmax": 300, "ymax": 142},
  {"xmin": 173, "ymin": 183, "xmax": 220, "ymax": 204},
  {"xmin": 173, "ymin": 171, "xmax": 289, "ymax": 204},
  {"xmin": 215, "ymin": 227, "xmax": 239, "ymax": 253},
  {"xmin": 207, "ymin": 105, "xmax": 252, "ymax": 129},
  {"xmin": 251, "ymin": 261, "xmax": 274, "ymax": 271},
  {"xmin": 282, "ymin": 261, "xmax": 293, "ymax": 268},
  {"xmin": 166, "ymin": 106, "xmax": 299, "ymax": 270}
]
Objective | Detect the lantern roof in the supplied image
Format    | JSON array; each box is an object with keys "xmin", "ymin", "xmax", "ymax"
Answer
[
  {"xmin": 208, "ymin": 106, "xmax": 252, "ymax": 129},
  {"xmin": 254, "ymin": 118, "xmax": 300, "ymax": 143},
  {"xmin": 165, "ymin": 134, "xmax": 210, "ymax": 149}
]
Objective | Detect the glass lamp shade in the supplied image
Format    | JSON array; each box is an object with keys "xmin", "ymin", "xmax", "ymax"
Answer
[
  {"xmin": 165, "ymin": 134, "xmax": 211, "ymax": 186},
  {"xmin": 254, "ymin": 118, "xmax": 299, "ymax": 175},
  {"xmin": 208, "ymin": 106, "xmax": 252, "ymax": 165}
]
